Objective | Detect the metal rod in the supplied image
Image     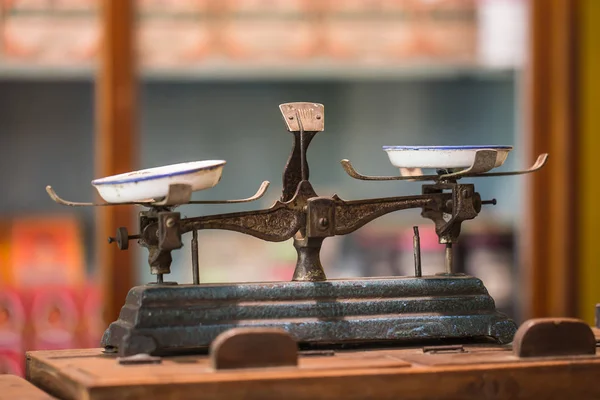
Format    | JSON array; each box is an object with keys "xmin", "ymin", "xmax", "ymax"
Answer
[
  {"xmin": 192, "ymin": 230, "xmax": 199, "ymax": 285},
  {"xmin": 413, "ymin": 226, "xmax": 422, "ymax": 277},
  {"xmin": 108, "ymin": 234, "xmax": 140, "ymax": 244},
  {"xmin": 445, "ymin": 243, "xmax": 453, "ymax": 274},
  {"xmin": 156, "ymin": 274, "xmax": 164, "ymax": 284},
  {"xmin": 296, "ymin": 110, "xmax": 307, "ymax": 181}
]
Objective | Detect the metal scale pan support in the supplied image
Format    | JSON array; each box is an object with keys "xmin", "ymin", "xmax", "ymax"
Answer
[{"xmin": 48, "ymin": 102, "xmax": 548, "ymax": 356}]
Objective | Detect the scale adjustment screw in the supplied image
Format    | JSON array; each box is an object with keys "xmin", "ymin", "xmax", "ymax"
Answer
[
  {"xmin": 318, "ymin": 217, "xmax": 329, "ymax": 230},
  {"xmin": 445, "ymin": 199, "xmax": 453, "ymax": 212},
  {"xmin": 108, "ymin": 227, "xmax": 140, "ymax": 250}
]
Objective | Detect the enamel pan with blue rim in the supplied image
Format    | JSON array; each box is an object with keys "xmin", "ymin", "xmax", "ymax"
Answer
[
  {"xmin": 92, "ymin": 160, "xmax": 226, "ymax": 203},
  {"xmin": 383, "ymin": 145, "xmax": 513, "ymax": 169}
]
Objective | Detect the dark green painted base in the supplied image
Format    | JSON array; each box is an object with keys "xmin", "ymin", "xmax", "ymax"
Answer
[{"xmin": 101, "ymin": 275, "xmax": 517, "ymax": 356}]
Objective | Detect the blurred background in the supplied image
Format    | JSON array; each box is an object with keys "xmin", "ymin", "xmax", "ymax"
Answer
[{"xmin": 0, "ymin": 0, "xmax": 598, "ymax": 377}]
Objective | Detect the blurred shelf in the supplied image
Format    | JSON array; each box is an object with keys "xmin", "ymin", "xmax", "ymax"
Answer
[
  {"xmin": 0, "ymin": 64, "xmax": 94, "ymax": 81},
  {"xmin": 0, "ymin": 62, "xmax": 517, "ymax": 82},
  {"xmin": 142, "ymin": 63, "xmax": 517, "ymax": 82}
]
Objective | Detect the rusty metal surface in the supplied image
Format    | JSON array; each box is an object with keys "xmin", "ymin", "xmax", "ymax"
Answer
[
  {"xmin": 440, "ymin": 149, "xmax": 498, "ymax": 178},
  {"xmin": 421, "ymin": 183, "xmax": 480, "ymax": 244},
  {"xmin": 180, "ymin": 202, "xmax": 303, "ymax": 242},
  {"xmin": 152, "ymin": 183, "xmax": 193, "ymax": 206},
  {"xmin": 332, "ymin": 194, "xmax": 441, "ymax": 236},
  {"xmin": 444, "ymin": 244, "xmax": 454, "ymax": 275},
  {"xmin": 279, "ymin": 103, "xmax": 323, "ymax": 202},
  {"xmin": 187, "ymin": 181, "xmax": 270, "ymax": 204},
  {"xmin": 279, "ymin": 102, "xmax": 324, "ymax": 132},
  {"xmin": 413, "ymin": 227, "xmax": 422, "ymax": 277},
  {"xmin": 107, "ymin": 227, "xmax": 138, "ymax": 250},
  {"xmin": 158, "ymin": 212, "xmax": 183, "ymax": 251},
  {"xmin": 291, "ymin": 236, "xmax": 327, "ymax": 281},
  {"xmin": 191, "ymin": 230, "xmax": 199, "ymax": 285},
  {"xmin": 513, "ymin": 318, "xmax": 596, "ymax": 358},
  {"xmin": 101, "ymin": 276, "xmax": 517, "ymax": 356},
  {"xmin": 210, "ymin": 328, "xmax": 298, "ymax": 370}
]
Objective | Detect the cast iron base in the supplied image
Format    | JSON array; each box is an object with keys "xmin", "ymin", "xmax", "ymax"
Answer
[{"xmin": 101, "ymin": 275, "xmax": 517, "ymax": 356}]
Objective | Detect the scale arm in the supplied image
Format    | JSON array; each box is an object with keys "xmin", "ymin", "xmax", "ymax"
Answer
[
  {"xmin": 330, "ymin": 194, "xmax": 447, "ymax": 236},
  {"xmin": 466, "ymin": 153, "xmax": 548, "ymax": 178},
  {"xmin": 47, "ymin": 181, "xmax": 270, "ymax": 208},
  {"xmin": 186, "ymin": 181, "xmax": 270, "ymax": 204},
  {"xmin": 340, "ymin": 160, "xmax": 439, "ymax": 181},
  {"xmin": 179, "ymin": 202, "xmax": 303, "ymax": 242},
  {"xmin": 46, "ymin": 186, "xmax": 154, "ymax": 207},
  {"xmin": 342, "ymin": 150, "xmax": 542, "ymax": 182}
]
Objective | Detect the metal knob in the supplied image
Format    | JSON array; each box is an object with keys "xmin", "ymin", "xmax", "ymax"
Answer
[
  {"xmin": 471, "ymin": 195, "xmax": 496, "ymax": 214},
  {"xmin": 108, "ymin": 227, "xmax": 140, "ymax": 250}
]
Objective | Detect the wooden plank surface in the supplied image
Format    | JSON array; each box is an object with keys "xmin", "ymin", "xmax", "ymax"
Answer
[
  {"xmin": 0, "ymin": 375, "xmax": 55, "ymax": 400},
  {"xmin": 27, "ymin": 346, "xmax": 600, "ymax": 400}
]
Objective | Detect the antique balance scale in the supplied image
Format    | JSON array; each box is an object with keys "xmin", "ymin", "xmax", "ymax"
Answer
[{"xmin": 28, "ymin": 103, "xmax": 600, "ymax": 400}]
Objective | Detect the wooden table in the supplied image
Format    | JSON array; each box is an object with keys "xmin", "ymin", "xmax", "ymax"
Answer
[
  {"xmin": 0, "ymin": 374, "xmax": 55, "ymax": 400},
  {"xmin": 26, "ymin": 343, "xmax": 600, "ymax": 400}
]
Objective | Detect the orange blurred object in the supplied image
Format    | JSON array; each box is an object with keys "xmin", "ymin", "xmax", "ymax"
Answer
[
  {"xmin": 137, "ymin": 0, "xmax": 215, "ymax": 66},
  {"xmin": 323, "ymin": 0, "xmax": 476, "ymax": 62},
  {"xmin": 9, "ymin": 215, "xmax": 85, "ymax": 288},
  {"xmin": 218, "ymin": 0, "xmax": 318, "ymax": 61},
  {"xmin": 1, "ymin": 0, "xmax": 99, "ymax": 65}
]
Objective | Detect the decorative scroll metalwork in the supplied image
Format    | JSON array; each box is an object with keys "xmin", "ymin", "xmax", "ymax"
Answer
[
  {"xmin": 332, "ymin": 194, "xmax": 443, "ymax": 236},
  {"xmin": 180, "ymin": 204, "xmax": 303, "ymax": 243}
]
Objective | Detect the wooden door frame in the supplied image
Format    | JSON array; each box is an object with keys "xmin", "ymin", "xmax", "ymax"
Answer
[
  {"xmin": 95, "ymin": 0, "xmax": 137, "ymax": 325},
  {"xmin": 523, "ymin": 0, "xmax": 579, "ymax": 319}
]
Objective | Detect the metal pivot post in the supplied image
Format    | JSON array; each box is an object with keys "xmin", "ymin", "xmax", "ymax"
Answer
[
  {"xmin": 280, "ymin": 103, "xmax": 326, "ymax": 281},
  {"xmin": 279, "ymin": 102, "xmax": 324, "ymax": 202},
  {"xmin": 292, "ymin": 235, "xmax": 326, "ymax": 281},
  {"xmin": 413, "ymin": 226, "xmax": 422, "ymax": 277},
  {"xmin": 445, "ymin": 243, "xmax": 453, "ymax": 275},
  {"xmin": 191, "ymin": 230, "xmax": 199, "ymax": 285}
]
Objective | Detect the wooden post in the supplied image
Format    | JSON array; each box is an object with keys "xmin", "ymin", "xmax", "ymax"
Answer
[
  {"xmin": 95, "ymin": 0, "xmax": 137, "ymax": 325},
  {"xmin": 524, "ymin": 0, "xmax": 579, "ymax": 319}
]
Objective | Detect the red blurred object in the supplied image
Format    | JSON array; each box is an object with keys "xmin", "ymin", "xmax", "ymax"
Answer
[
  {"xmin": 0, "ymin": 288, "xmax": 25, "ymax": 355},
  {"xmin": 267, "ymin": 264, "xmax": 296, "ymax": 281},
  {"xmin": 82, "ymin": 284, "xmax": 104, "ymax": 348},
  {"xmin": 28, "ymin": 288, "xmax": 78, "ymax": 351},
  {"xmin": 30, "ymin": 288, "xmax": 79, "ymax": 335},
  {"xmin": 0, "ymin": 349, "xmax": 24, "ymax": 376},
  {"xmin": 32, "ymin": 335, "xmax": 76, "ymax": 351},
  {"xmin": 0, "ymin": 288, "xmax": 26, "ymax": 335}
]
